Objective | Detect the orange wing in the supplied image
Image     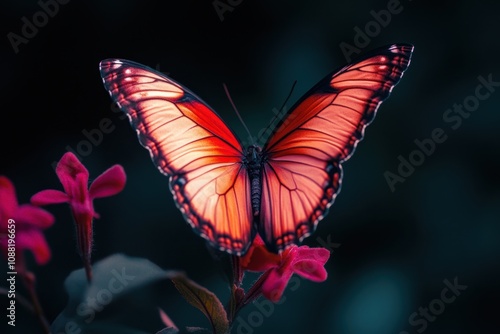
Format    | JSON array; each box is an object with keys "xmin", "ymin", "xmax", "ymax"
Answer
[
  {"xmin": 100, "ymin": 59, "xmax": 254, "ymax": 254},
  {"xmin": 260, "ymin": 44, "xmax": 413, "ymax": 252}
]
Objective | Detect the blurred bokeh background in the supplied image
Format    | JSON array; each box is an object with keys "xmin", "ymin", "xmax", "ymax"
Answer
[{"xmin": 1, "ymin": 0, "xmax": 499, "ymax": 333}]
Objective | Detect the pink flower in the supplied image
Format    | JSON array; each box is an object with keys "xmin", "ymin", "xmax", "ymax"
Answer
[
  {"xmin": 0, "ymin": 176, "xmax": 54, "ymax": 270},
  {"xmin": 31, "ymin": 152, "xmax": 126, "ymax": 281},
  {"xmin": 241, "ymin": 235, "xmax": 330, "ymax": 302}
]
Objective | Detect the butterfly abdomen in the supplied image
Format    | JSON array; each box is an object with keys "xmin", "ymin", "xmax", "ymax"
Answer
[
  {"xmin": 250, "ymin": 177, "xmax": 260, "ymax": 216},
  {"xmin": 245, "ymin": 146, "xmax": 263, "ymax": 217}
]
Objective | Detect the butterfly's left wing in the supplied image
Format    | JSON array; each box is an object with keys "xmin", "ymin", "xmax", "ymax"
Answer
[
  {"xmin": 100, "ymin": 59, "xmax": 254, "ymax": 255},
  {"xmin": 259, "ymin": 44, "xmax": 413, "ymax": 252}
]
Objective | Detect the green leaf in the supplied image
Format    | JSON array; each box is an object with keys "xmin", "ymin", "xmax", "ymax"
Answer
[
  {"xmin": 172, "ymin": 275, "xmax": 229, "ymax": 334},
  {"xmin": 51, "ymin": 253, "xmax": 182, "ymax": 333}
]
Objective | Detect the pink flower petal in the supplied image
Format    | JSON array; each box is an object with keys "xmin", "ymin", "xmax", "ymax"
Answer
[
  {"xmin": 73, "ymin": 172, "xmax": 90, "ymax": 203},
  {"xmin": 261, "ymin": 269, "xmax": 293, "ymax": 303},
  {"xmin": 0, "ymin": 177, "xmax": 53, "ymax": 266},
  {"xmin": 240, "ymin": 234, "xmax": 282, "ymax": 271},
  {"xmin": 0, "ymin": 176, "xmax": 18, "ymax": 219},
  {"xmin": 31, "ymin": 189, "xmax": 69, "ymax": 206},
  {"xmin": 292, "ymin": 259, "xmax": 328, "ymax": 282},
  {"xmin": 16, "ymin": 229, "xmax": 51, "ymax": 265},
  {"xmin": 89, "ymin": 165, "xmax": 126, "ymax": 199},
  {"xmin": 241, "ymin": 244, "xmax": 281, "ymax": 272},
  {"xmin": 291, "ymin": 247, "xmax": 329, "ymax": 281},
  {"xmin": 159, "ymin": 308, "xmax": 178, "ymax": 330},
  {"xmin": 252, "ymin": 234, "xmax": 266, "ymax": 247},
  {"xmin": 295, "ymin": 246, "xmax": 331, "ymax": 263},
  {"xmin": 56, "ymin": 152, "xmax": 89, "ymax": 195},
  {"xmin": 16, "ymin": 204, "xmax": 54, "ymax": 228}
]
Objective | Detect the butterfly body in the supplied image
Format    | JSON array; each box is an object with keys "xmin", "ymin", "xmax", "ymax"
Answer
[
  {"xmin": 244, "ymin": 145, "xmax": 264, "ymax": 217},
  {"xmin": 100, "ymin": 44, "xmax": 413, "ymax": 255}
]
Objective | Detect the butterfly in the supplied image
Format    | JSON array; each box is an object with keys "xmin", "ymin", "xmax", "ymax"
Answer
[{"xmin": 99, "ymin": 43, "xmax": 413, "ymax": 255}]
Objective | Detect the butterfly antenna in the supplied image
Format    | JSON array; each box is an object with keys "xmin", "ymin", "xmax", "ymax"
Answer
[
  {"xmin": 223, "ymin": 83, "xmax": 255, "ymax": 145},
  {"xmin": 277, "ymin": 80, "xmax": 297, "ymax": 115},
  {"xmin": 255, "ymin": 80, "xmax": 297, "ymax": 145}
]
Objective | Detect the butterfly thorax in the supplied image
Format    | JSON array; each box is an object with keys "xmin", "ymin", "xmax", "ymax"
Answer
[{"xmin": 245, "ymin": 145, "xmax": 263, "ymax": 217}]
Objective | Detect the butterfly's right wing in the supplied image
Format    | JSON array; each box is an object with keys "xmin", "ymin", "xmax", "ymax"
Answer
[
  {"xmin": 260, "ymin": 44, "xmax": 413, "ymax": 252},
  {"xmin": 100, "ymin": 59, "xmax": 254, "ymax": 254}
]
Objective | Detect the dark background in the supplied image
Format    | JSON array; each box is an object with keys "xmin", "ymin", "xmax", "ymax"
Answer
[{"xmin": 1, "ymin": 0, "xmax": 499, "ymax": 333}]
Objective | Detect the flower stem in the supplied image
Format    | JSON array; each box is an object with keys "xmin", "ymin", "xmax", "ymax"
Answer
[
  {"xmin": 242, "ymin": 270, "xmax": 270, "ymax": 306},
  {"xmin": 231, "ymin": 255, "xmax": 243, "ymax": 286},
  {"xmin": 20, "ymin": 271, "xmax": 51, "ymax": 334},
  {"xmin": 227, "ymin": 256, "xmax": 245, "ymax": 323}
]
